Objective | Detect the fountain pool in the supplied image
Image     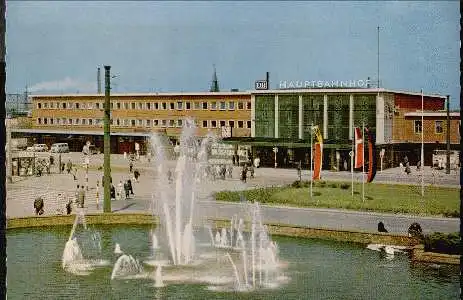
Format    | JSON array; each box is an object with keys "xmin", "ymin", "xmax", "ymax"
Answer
[{"xmin": 7, "ymin": 224, "xmax": 459, "ymax": 299}]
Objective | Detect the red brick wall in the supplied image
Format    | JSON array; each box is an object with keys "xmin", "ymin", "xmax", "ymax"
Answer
[{"xmin": 394, "ymin": 93, "xmax": 445, "ymax": 110}]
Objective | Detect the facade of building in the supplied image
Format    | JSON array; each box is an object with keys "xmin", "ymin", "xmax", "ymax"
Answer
[
  {"xmin": 19, "ymin": 92, "xmax": 252, "ymax": 153},
  {"xmin": 13, "ymin": 88, "xmax": 459, "ymax": 169}
]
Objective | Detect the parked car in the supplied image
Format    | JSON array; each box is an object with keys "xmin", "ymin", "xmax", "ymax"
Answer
[
  {"xmin": 50, "ymin": 143, "xmax": 70, "ymax": 153},
  {"xmin": 33, "ymin": 144, "xmax": 48, "ymax": 152}
]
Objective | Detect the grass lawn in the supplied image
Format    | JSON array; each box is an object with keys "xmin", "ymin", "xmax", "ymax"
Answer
[{"xmin": 214, "ymin": 181, "xmax": 460, "ymax": 217}]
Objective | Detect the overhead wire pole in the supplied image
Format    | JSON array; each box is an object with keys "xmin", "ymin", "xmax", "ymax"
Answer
[
  {"xmin": 103, "ymin": 65, "xmax": 112, "ymax": 213},
  {"xmin": 310, "ymin": 123, "xmax": 313, "ymax": 199},
  {"xmin": 445, "ymin": 95, "xmax": 450, "ymax": 174},
  {"xmin": 421, "ymin": 89, "xmax": 424, "ymax": 197},
  {"xmin": 362, "ymin": 122, "xmax": 365, "ymax": 202},
  {"xmin": 377, "ymin": 26, "xmax": 380, "ymax": 89}
]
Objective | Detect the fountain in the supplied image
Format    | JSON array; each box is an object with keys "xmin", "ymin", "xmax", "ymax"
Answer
[
  {"xmin": 62, "ymin": 210, "xmax": 109, "ymax": 275},
  {"xmin": 111, "ymin": 254, "xmax": 144, "ymax": 280}
]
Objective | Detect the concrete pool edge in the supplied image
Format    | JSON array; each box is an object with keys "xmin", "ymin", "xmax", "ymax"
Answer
[{"xmin": 6, "ymin": 213, "xmax": 459, "ymax": 265}]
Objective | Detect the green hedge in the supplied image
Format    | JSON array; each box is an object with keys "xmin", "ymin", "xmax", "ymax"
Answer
[{"xmin": 423, "ymin": 232, "xmax": 460, "ymax": 255}]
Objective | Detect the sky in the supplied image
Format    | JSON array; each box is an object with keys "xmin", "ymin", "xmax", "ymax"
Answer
[{"xmin": 6, "ymin": 1, "xmax": 460, "ymax": 108}]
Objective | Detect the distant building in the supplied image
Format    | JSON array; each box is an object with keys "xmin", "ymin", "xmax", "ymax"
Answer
[{"xmin": 11, "ymin": 87, "xmax": 459, "ymax": 169}]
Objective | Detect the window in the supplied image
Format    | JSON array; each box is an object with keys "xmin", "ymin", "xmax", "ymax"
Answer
[
  {"xmin": 62, "ymin": 103, "xmax": 67, "ymax": 109},
  {"xmin": 95, "ymin": 119, "xmax": 101, "ymax": 125},
  {"xmin": 50, "ymin": 102, "xmax": 54, "ymax": 109},
  {"xmin": 138, "ymin": 119, "xmax": 143, "ymax": 127},
  {"xmin": 37, "ymin": 103, "xmax": 42, "ymax": 109},
  {"xmin": 117, "ymin": 102, "xmax": 121, "ymax": 109},
  {"xmin": 170, "ymin": 102, "xmax": 175, "ymax": 110},
  {"xmin": 110, "ymin": 103, "xmax": 114, "ymax": 109},
  {"xmin": 154, "ymin": 102, "xmax": 159, "ymax": 109},
  {"xmin": 177, "ymin": 119, "xmax": 183, "ymax": 127},
  {"xmin": 68, "ymin": 118, "xmax": 72, "ymax": 125},
  {"xmin": 61, "ymin": 118, "xmax": 66, "ymax": 125},
  {"xmin": 169, "ymin": 119, "xmax": 175, "ymax": 127},
  {"xmin": 186, "ymin": 102, "xmax": 191, "ymax": 110},
  {"xmin": 138, "ymin": 103, "xmax": 143, "ymax": 110},
  {"xmin": 162, "ymin": 102, "xmax": 167, "ymax": 110},
  {"xmin": 211, "ymin": 120, "xmax": 217, "ymax": 128},
  {"xmin": 44, "ymin": 118, "xmax": 48, "ymax": 125},
  {"xmin": 161, "ymin": 119, "xmax": 167, "ymax": 127},
  {"xmin": 414, "ymin": 120, "xmax": 422, "ymax": 134},
  {"xmin": 147, "ymin": 103, "xmax": 151, "ymax": 110},
  {"xmin": 238, "ymin": 102, "xmax": 244, "ymax": 110},
  {"xmin": 435, "ymin": 120, "xmax": 443, "ymax": 134},
  {"xmin": 247, "ymin": 121, "xmax": 251, "ymax": 129},
  {"xmin": 211, "ymin": 102, "xmax": 217, "ymax": 110},
  {"xmin": 55, "ymin": 118, "xmax": 59, "ymax": 125},
  {"xmin": 131, "ymin": 120, "xmax": 136, "ymax": 126},
  {"xmin": 153, "ymin": 120, "xmax": 159, "ymax": 127},
  {"xmin": 202, "ymin": 120, "xmax": 208, "ymax": 128},
  {"xmin": 146, "ymin": 119, "xmax": 151, "ymax": 127},
  {"xmin": 247, "ymin": 102, "xmax": 251, "ymax": 109},
  {"xmin": 129, "ymin": 102, "xmax": 134, "ymax": 109},
  {"xmin": 75, "ymin": 119, "xmax": 79, "ymax": 125},
  {"xmin": 50, "ymin": 118, "xmax": 54, "ymax": 124},
  {"xmin": 194, "ymin": 102, "xmax": 201, "ymax": 110},
  {"xmin": 238, "ymin": 121, "xmax": 244, "ymax": 128},
  {"xmin": 123, "ymin": 119, "xmax": 129, "ymax": 126},
  {"xmin": 44, "ymin": 102, "xmax": 48, "ymax": 108},
  {"xmin": 124, "ymin": 102, "xmax": 129, "ymax": 109},
  {"xmin": 220, "ymin": 120, "xmax": 226, "ymax": 127},
  {"xmin": 177, "ymin": 101, "xmax": 183, "ymax": 110},
  {"xmin": 110, "ymin": 119, "xmax": 113, "ymax": 125},
  {"xmin": 82, "ymin": 119, "xmax": 87, "ymax": 125},
  {"xmin": 220, "ymin": 101, "xmax": 226, "ymax": 110},
  {"xmin": 37, "ymin": 118, "xmax": 42, "ymax": 124},
  {"xmin": 229, "ymin": 101, "xmax": 235, "ymax": 110},
  {"xmin": 87, "ymin": 103, "xmax": 93, "ymax": 109},
  {"xmin": 95, "ymin": 103, "xmax": 100, "ymax": 109},
  {"xmin": 229, "ymin": 120, "xmax": 235, "ymax": 128},
  {"xmin": 202, "ymin": 102, "xmax": 208, "ymax": 109},
  {"xmin": 116, "ymin": 119, "xmax": 120, "ymax": 126},
  {"xmin": 89, "ymin": 119, "xmax": 93, "ymax": 125}
]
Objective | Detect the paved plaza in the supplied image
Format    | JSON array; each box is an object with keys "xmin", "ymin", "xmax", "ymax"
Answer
[{"xmin": 6, "ymin": 152, "xmax": 460, "ymax": 235}]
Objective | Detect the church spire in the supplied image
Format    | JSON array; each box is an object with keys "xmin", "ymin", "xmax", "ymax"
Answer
[{"xmin": 210, "ymin": 64, "xmax": 220, "ymax": 92}]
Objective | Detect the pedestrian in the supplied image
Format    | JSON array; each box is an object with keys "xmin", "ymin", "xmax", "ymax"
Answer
[
  {"xmin": 72, "ymin": 166, "xmax": 77, "ymax": 180},
  {"xmin": 297, "ymin": 161, "xmax": 302, "ymax": 180},
  {"xmin": 249, "ymin": 164, "xmax": 255, "ymax": 179},
  {"xmin": 78, "ymin": 186, "xmax": 85, "ymax": 209},
  {"xmin": 66, "ymin": 159, "xmax": 72, "ymax": 174},
  {"xmin": 75, "ymin": 184, "xmax": 80, "ymax": 206},
  {"xmin": 167, "ymin": 170, "xmax": 173, "ymax": 184},
  {"xmin": 227, "ymin": 165, "xmax": 233, "ymax": 179},
  {"xmin": 110, "ymin": 184, "xmax": 116, "ymax": 200},
  {"xmin": 95, "ymin": 180, "xmax": 100, "ymax": 209},
  {"xmin": 232, "ymin": 155, "xmax": 236, "ymax": 166},
  {"xmin": 241, "ymin": 165, "xmax": 247, "ymax": 183},
  {"xmin": 134, "ymin": 170, "xmax": 140, "ymax": 182},
  {"xmin": 129, "ymin": 161, "xmax": 133, "ymax": 173},
  {"xmin": 377, "ymin": 221, "xmax": 388, "ymax": 233},
  {"xmin": 124, "ymin": 180, "xmax": 130, "ymax": 199},
  {"xmin": 66, "ymin": 199, "xmax": 73, "ymax": 215},
  {"xmin": 34, "ymin": 197, "xmax": 44, "ymax": 215},
  {"xmin": 117, "ymin": 180, "xmax": 123, "ymax": 200},
  {"xmin": 127, "ymin": 179, "xmax": 134, "ymax": 195},
  {"xmin": 147, "ymin": 152, "xmax": 151, "ymax": 163}
]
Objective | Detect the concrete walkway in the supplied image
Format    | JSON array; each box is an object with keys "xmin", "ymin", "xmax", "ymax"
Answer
[{"xmin": 6, "ymin": 153, "xmax": 460, "ymax": 235}]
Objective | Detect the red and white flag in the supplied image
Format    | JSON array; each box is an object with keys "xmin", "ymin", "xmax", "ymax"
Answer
[{"xmin": 354, "ymin": 127, "xmax": 364, "ymax": 169}]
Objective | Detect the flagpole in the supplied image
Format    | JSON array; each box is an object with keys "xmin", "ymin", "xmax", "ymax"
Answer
[
  {"xmin": 362, "ymin": 122, "xmax": 365, "ymax": 202},
  {"xmin": 421, "ymin": 89, "xmax": 424, "ymax": 197},
  {"xmin": 310, "ymin": 123, "xmax": 313, "ymax": 199},
  {"xmin": 351, "ymin": 125, "xmax": 354, "ymax": 198}
]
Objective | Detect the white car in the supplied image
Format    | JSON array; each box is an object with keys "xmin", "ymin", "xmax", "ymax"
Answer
[{"xmin": 33, "ymin": 144, "xmax": 48, "ymax": 152}]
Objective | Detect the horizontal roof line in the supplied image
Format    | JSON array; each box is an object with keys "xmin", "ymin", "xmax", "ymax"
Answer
[
  {"xmin": 30, "ymin": 88, "xmax": 446, "ymax": 99},
  {"xmin": 11, "ymin": 128, "xmax": 153, "ymax": 137}
]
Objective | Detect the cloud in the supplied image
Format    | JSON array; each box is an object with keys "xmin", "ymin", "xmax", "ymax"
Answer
[{"xmin": 29, "ymin": 77, "xmax": 95, "ymax": 93}]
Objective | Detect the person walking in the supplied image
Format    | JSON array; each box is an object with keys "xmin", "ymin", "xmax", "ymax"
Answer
[
  {"xmin": 124, "ymin": 180, "xmax": 130, "ymax": 200},
  {"xmin": 95, "ymin": 180, "xmax": 100, "ymax": 209},
  {"xmin": 66, "ymin": 159, "xmax": 72, "ymax": 174},
  {"xmin": 249, "ymin": 164, "xmax": 254, "ymax": 179},
  {"xmin": 129, "ymin": 160, "xmax": 133, "ymax": 173},
  {"xmin": 78, "ymin": 186, "xmax": 85, "ymax": 209},
  {"xmin": 127, "ymin": 179, "xmax": 134, "ymax": 195},
  {"xmin": 117, "ymin": 180, "xmax": 123, "ymax": 200}
]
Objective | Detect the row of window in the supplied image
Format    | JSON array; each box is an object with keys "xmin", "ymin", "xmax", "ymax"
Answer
[
  {"xmin": 413, "ymin": 120, "xmax": 445, "ymax": 134},
  {"xmin": 36, "ymin": 100, "xmax": 252, "ymax": 111},
  {"xmin": 36, "ymin": 117, "xmax": 252, "ymax": 129}
]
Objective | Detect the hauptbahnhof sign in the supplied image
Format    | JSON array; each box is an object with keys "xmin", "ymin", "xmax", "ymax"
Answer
[{"xmin": 279, "ymin": 79, "xmax": 372, "ymax": 89}]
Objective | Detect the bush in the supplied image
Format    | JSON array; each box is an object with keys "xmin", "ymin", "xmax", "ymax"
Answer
[
  {"xmin": 313, "ymin": 191, "xmax": 322, "ymax": 196},
  {"xmin": 423, "ymin": 232, "xmax": 460, "ymax": 255},
  {"xmin": 328, "ymin": 183, "xmax": 338, "ymax": 188},
  {"xmin": 318, "ymin": 181, "xmax": 326, "ymax": 188},
  {"xmin": 340, "ymin": 183, "xmax": 350, "ymax": 190},
  {"xmin": 443, "ymin": 210, "xmax": 459, "ymax": 218}
]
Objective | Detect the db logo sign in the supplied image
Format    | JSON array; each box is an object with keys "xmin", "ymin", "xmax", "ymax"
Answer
[{"xmin": 255, "ymin": 80, "xmax": 268, "ymax": 90}]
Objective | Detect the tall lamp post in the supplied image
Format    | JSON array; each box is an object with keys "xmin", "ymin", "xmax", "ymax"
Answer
[{"xmin": 103, "ymin": 65, "xmax": 112, "ymax": 213}]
